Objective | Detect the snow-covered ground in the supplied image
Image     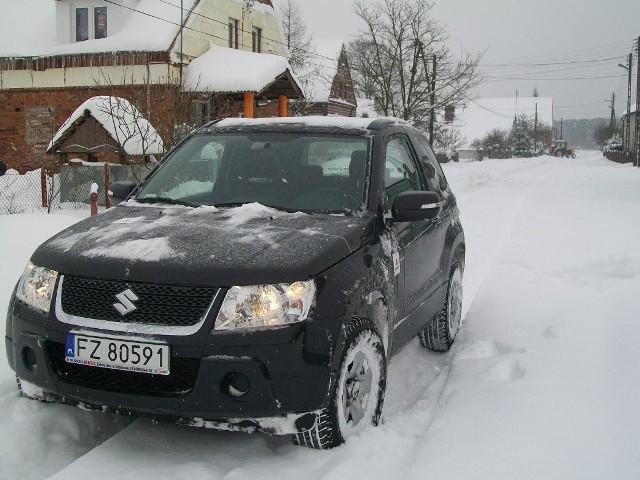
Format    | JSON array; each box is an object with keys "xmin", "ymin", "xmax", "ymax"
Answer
[{"xmin": 1, "ymin": 151, "xmax": 639, "ymax": 479}]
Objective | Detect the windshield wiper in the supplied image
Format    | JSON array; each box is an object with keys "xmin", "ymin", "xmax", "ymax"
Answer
[
  {"xmin": 211, "ymin": 202, "xmax": 249, "ymax": 208},
  {"xmin": 136, "ymin": 197, "xmax": 199, "ymax": 207}
]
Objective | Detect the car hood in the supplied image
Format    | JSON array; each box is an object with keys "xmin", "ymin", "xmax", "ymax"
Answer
[{"xmin": 32, "ymin": 203, "xmax": 376, "ymax": 286}]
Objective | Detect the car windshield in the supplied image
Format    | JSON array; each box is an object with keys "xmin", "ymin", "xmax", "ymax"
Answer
[{"xmin": 136, "ymin": 132, "xmax": 370, "ymax": 213}]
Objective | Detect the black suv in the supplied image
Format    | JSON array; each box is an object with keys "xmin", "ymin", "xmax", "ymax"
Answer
[{"xmin": 5, "ymin": 117, "xmax": 464, "ymax": 449}]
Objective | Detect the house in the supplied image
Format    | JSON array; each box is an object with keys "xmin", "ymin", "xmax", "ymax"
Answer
[
  {"xmin": 297, "ymin": 40, "xmax": 357, "ymax": 117},
  {"xmin": 0, "ymin": 0, "xmax": 302, "ymax": 172},
  {"xmin": 455, "ymin": 97, "xmax": 554, "ymax": 160}
]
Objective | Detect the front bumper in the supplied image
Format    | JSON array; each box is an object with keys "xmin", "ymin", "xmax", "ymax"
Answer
[{"xmin": 6, "ymin": 295, "xmax": 341, "ymax": 434}]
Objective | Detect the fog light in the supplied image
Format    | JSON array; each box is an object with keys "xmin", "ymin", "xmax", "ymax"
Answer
[
  {"xmin": 22, "ymin": 347, "xmax": 37, "ymax": 372},
  {"xmin": 221, "ymin": 372, "xmax": 250, "ymax": 398}
]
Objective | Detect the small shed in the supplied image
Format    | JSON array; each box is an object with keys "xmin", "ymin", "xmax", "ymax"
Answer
[
  {"xmin": 183, "ymin": 43, "xmax": 304, "ymax": 118},
  {"xmin": 47, "ymin": 96, "xmax": 165, "ymax": 163}
]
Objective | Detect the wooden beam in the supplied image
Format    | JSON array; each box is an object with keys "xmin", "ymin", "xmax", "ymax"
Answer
[
  {"xmin": 279, "ymin": 95, "xmax": 288, "ymax": 117},
  {"xmin": 244, "ymin": 92, "xmax": 255, "ymax": 118}
]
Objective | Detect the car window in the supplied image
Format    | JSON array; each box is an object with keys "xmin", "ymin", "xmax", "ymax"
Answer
[
  {"xmin": 307, "ymin": 140, "xmax": 363, "ymax": 177},
  {"xmin": 384, "ymin": 137, "xmax": 423, "ymax": 206},
  {"xmin": 136, "ymin": 133, "xmax": 370, "ymax": 213},
  {"xmin": 413, "ymin": 133, "xmax": 449, "ymax": 194}
]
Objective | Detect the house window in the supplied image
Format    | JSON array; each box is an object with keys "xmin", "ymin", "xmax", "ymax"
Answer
[
  {"xmin": 228, "ymin": 18, "xmax": 239, "ymax": 49},
  {"xmin": 252, "ymin": 27, "xmax": 262, "ymax": 53},
  {"xmin": 76, "ymin": 8, "xmax": 89, "ymax": 42},
  {"xmin": 94, "ymin": 7, "xmax": 107, "ymax": 39},
  {"xmin": 73, "ymin": 5, "xmax": 107, "ymax": 42}
]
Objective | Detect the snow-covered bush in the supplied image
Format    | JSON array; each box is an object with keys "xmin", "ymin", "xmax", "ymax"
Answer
[{"xmin": 602, "ymin": 134, "xmax": 623, "ymax": 153}]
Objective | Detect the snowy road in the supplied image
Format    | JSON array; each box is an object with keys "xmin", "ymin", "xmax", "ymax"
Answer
[{"xmin": 1, "ymin": 151, "xmax": 639, "ymax": 479}]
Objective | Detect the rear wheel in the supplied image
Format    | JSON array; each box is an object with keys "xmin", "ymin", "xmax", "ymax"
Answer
[
  {"xmin": 419, "ymin": 258, "xmax": 464, "ymax": 352},
  {"xmin": 292, "ymin": 317, "xmax": 386, "ymax": 449},
  {"xmin": 555, "ymin": 149, "xmax": 564, "ymax": 158}
]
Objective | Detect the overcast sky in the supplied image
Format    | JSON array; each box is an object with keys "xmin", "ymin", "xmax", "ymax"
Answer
[{"xmin": 273, "ymin": 0, "xmax": 640, "ymax": 119}]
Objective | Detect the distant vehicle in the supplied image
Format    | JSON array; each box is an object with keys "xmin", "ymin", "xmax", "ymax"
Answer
[
  {"xmin": 550, "ymin": 140, "xmax": 576, "ymax": 158},
  {"xmin": 5, "ymin": 116, "xmax": 465, "ymax": 449}
]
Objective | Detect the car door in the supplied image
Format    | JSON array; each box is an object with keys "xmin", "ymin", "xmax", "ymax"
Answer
[{"xmin": 384, "ymin": 135, "xmax": 443, "ymax": 353}]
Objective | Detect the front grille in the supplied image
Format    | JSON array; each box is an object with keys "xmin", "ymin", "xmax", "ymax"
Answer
[
  {"xmin": 48, "ymin": 342, "xmax": 201, "ymax": 397},
  {"xmin": 60, "ymin": 276, "xmax": 218, "ymax": 327}
]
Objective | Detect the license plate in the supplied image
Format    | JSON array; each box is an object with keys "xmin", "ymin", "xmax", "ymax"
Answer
[{"xmin": 65, "ymin": 333, "xmax": 170, "ymax": 375}]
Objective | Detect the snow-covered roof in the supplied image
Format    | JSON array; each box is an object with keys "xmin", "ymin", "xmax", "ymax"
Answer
[
  {"xmin": 48, "ymin": 96, "xmax": 164, "ymax": 156},
  {"xmin": 299, "ymin": 39, "xmax": 345, "ymax": 103},
  {"xmin": 0, "ymin": 0, "xmax": 200, "ymax": 57},
  {"xmin": 0, "ymin": 0, "xmax": 56, "ymax": 57},
  {"xmin": 183, "ymin": 43, "xmax": 302, "ymax": 95},
  {"xmin": 213, "ymin": 116, "xmax": 406, "ymax": 130},
  {"xmin": 456, "ymin": 97, "xmax": 554, "ymax": 149}
]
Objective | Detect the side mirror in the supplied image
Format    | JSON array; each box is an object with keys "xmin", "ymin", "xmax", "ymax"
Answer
[
  {"xmin": 108, "ymin": 181, "xmax": 137, "ymax": 206},
  {"xmin": 391, "ymin": 191, "xmax": 443, "ymax": 222}
]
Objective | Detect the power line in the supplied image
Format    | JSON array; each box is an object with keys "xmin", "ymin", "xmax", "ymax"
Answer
[
  {"xmin": 480, "ymin": 55, "xmax": 626, "ymax": 68},
  {"xmin": 479, "ymin": 38, "xmax": 636, "ymax": 63},
  {"xmin": 485, "ymin": 73, "xmax": 628, "ymax": 82}
]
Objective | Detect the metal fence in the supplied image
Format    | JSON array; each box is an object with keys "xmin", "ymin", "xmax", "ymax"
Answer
[
  {"xmin": 0, "ymin": 170, "xmax": 44, "ymax": 214},
  {"xmin": 0, "ymin": 163, "xmax": 155, "ymax": 215}
]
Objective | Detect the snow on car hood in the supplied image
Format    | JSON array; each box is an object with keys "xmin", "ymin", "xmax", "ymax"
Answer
[{"xmin": 31, "ymin": 203, "xmax": 375, "ymax": 286}]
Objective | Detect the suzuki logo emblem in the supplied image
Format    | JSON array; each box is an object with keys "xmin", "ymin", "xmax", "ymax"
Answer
[{"xmin": 113, "ymin": 289, "xmax": 139, "ymax": 316}]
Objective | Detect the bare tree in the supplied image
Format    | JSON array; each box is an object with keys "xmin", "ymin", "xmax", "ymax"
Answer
[
  {"xmin": 277, "ymin": 0, "xmax": 314, "ymax": 72},
  {"xmin": 96, "ymin": 96, "xmax": 163, "ymax": 160},
  {"xmin": 348, "ymin": 0, "xmax": 482, "ymax": 144}
]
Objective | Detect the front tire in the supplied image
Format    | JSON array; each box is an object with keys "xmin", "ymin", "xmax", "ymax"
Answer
[
  {"xmin": 419, "ymin": 258, "xmax": 464, "ymax": 352},
  {"xmin": 292, "ymin": 317, "xmax": 386, "ymax": 449}
]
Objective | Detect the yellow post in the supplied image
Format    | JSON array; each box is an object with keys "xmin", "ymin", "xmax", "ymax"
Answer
[
  {"xmin": 244, "ymin": 92, "xmax": 255, "ymax": 118},
  {"xmin": 279, "ymin": 95, "xmax": 288, "ymax": 117}
]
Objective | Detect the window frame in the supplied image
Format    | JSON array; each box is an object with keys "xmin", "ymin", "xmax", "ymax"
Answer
[
  {"xmin": 94, "ymin": 6, "xmax": 108, "ymax": 39},
  {"xmin": 72, "ymin": 4, "xmax": 108, "ymax": 42},
  {"xmin": 75, "ymin": 7, "xmax": 89, "ymax": 42},
  {"xmin": 228, "ymin": 18, "xmax": 239, "ymax": 49},
  {"xmin": 252, "ymin": 27, "xmax": 262, "ymax": 53}
]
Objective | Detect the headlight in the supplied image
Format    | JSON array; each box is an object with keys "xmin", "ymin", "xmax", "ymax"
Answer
[
  {"xmin": 215, "ymin": 280, "xmax": 316, "ymax": 330},
  {"xmin": 15, "ymin": 262, "xmax": 58, "ymax": 314}
]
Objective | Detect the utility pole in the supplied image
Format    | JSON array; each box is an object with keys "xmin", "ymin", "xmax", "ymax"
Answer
[
  {"xmin": 179, "ymin": 0, "xmax": 184, "ymax": 85},
  {"xmin": 619, "ymin": 53, "xmax": 632, "ymax": 154},
  {"xmin": 534, "ymin": 102, "xmax": 538, "ymax": 154},
  {"xmin": 635, "ymin": 36, "xmax": 640, "ymax": 167},
  {"xmin": 416, "ymin": 42, "xmax": 437, "ymax": 145},
  {"xmin": 429, "ymin": 55, "xmax": 437, "ymax": 146},
  {"xmin": 560, "ymin": 117, "xmax": 563, "ymax": 139},
  {"xmin": 609, "ymin": 93, "xmax": 617, "ymax": 129}
]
